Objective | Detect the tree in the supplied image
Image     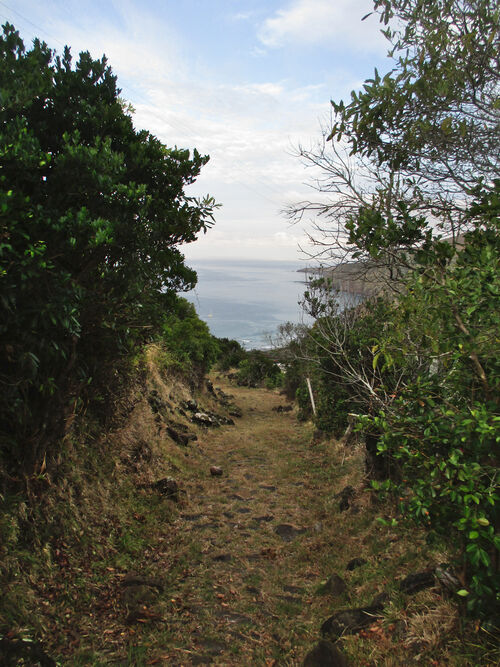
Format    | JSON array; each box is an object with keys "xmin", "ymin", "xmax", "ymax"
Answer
[
  {"xmin": 288, "ymin": 1, "xmax": 500, "ymax": 617},
  {"xmin": 0, "ymin": 24, "xmax": 217, "ymax": 470},
  {"xmin": 161, "ymin": 298, "xmax": 220, "ymax": 383},
  {"xmin": 290, "ymin": 0, "xmax": 499, "ymax": 269},
  {"xmin": 367, "ymin": 189, "xmax": 500, "ymax": 617},
  {"xmin": 333, "ymin": 0, "xmax": 500, "ymax": 189}
]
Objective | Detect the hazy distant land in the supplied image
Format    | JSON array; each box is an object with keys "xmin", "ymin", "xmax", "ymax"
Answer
[{"xmin": 298, "ymin": 260, "xmax": 390, "ymax": 298}]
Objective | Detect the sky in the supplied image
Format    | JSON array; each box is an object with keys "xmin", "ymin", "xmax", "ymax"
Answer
[{"xmin": 1, "ymin": 0, "xmax": 391, "ymax": 263}]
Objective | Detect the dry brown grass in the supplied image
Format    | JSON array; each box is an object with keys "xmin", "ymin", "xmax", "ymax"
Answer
[{"xmin": 3, "ymin": 353, "xmax": 496, "ymax": 666}]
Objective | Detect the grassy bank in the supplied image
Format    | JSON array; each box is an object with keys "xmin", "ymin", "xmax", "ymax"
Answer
[{"xmin": 1, "ymin": 348, "xmax": 497, "ymax": 665}]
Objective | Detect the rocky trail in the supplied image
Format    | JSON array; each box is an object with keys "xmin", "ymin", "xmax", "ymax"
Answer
[
  {"xmin": 7, "ymin": 373, "xmax": 469, "ymax": 666},
  {"xmin": 117, "ymin": 378, "xmax": 350, "ymax": 665},
  {"xmin": 87, "ymin": 377, "xmax": 372, "ymax": 666}
]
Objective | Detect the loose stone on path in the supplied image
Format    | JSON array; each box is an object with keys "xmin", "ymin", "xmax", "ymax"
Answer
[{"xmin": 274, "ymin": 523, "xmax": 307, "ymax": 542}]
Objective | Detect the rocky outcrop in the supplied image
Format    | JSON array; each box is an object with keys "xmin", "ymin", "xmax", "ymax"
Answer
[
  {"xmin": 317, "ymin": 574, "xmax": 347, "ymax": 597},
  {"xmin": 320, "ymin": 602, "xmax": 385, "ymax": 640},
  {"xmin": 303, "ymin": 639, "xmax": 349, "ymax": 666}
]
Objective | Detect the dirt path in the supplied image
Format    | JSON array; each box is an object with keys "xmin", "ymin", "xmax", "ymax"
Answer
[
  {"xmin": 125, "ymin": 377, "xmax": 360, "ymax": 666},
  {"xmin": 4, "ymin": 371, "xmax": 492, "ymax": 665}
]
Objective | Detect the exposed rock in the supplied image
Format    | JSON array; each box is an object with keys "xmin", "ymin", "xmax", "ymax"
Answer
[
  {"xmin": 167, "ymin": 419, "xmax": 198, "ymax": 437},
  {"xmin": 272, "ymin": 404, "xmax": 293, "ymax": 413},
  {"xmin": 210, "ymin": 466, "xmax": 223, "ymax": 476},
  {"xmin": 320, "ymin": 602, "xmax": 385, "ymax": 640},
  {"xmin": 122, "ymin": 573, "xmax": 164, "ymax": 591},
  {"xmin": 151, "ymin": 477, "xmax": 179, "ymax": 501},
  {"xmin": 435, "ymin": 565, "xmax": 461, "ymax": 594},
  {"xmin": 216, "ymin": 388, "xmax": 230, "ymax": 405},
  {"xmin": 259, "ymin": 484, "xmax": 277, "ymax": 491},
  {"xmin": 283, "ymin": 584, "xmax": 305, "ymax": 594},
  {"xmin": 274, "ymin": 523, "xmax": 306, "ymax": 542},
  {"xmin": 336, "ymin": 485, "xmax": 355, "ymax": 512},
  {"xmin": 121, "ymin": 573, "xmax": 165, "ymax": 624},
  {"xmin": 215, "ymin": 389, "xmax": 242, "ymax": 419},
  {"xmin": 399, "ymin": 570, "xmax": 436, "ymax": 594},
  {"xmin": 193, "ymin": 412, "xmax": 218, "ymax": 427},
  {"xmin": 192, "ymin": 410, "xmax": 235, "ymax": 427},
  {"xmin": 0, "ymin": 637, "xmax": 56, "ymax": 667},
  {"xmin": 317, "ymin": 574, "xmax": 347, "ymax": 597},
  {"xmin": 303, "ymin": 639, "xmax": 349, "ymax": 666},
  {"xmin": 166, "ymin": 426, "xmax": 190, "ymax": 446},
  {"xmin": 219, "ymin": 415, "xmax": 235, "ymax": 426},
  {"xmin": 212, "ymin": 553, "xmax": 232, "ymax": 562},
  {"xmin": 122, "ymin": 584, "xmax": 158, "ymax": 608},
  {"xmin": 346, "ymin": 557, "xmax": 367, "ymax": 571},
  {"xmin": 370, "ymin": 592, "xmax": 389, "ymax": 607},
  {"xmin": 252, "ymin": 514, "xmax": 274, "ymax": 523}
]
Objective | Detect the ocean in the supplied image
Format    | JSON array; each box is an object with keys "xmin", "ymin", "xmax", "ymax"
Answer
[{"xmin": 184, "ymin": 259, "xmax": 311, "ymax": 349}]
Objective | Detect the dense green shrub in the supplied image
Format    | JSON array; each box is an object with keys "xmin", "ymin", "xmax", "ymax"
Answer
[
  {"xmin": 295, "ymin": 298, "xmax": 397, "ymax": 437},
  {"xmin": 286, "ymin": 0, "xmax": 500, "ymax": 623},
  {"xmin": 0, "ymin": 24, "xmax": 216, "ymax": 471},
  {"xmin": 285, "ymin": 187, "xmax": 500, "ymax": 617},
  {"xmin": 215, "ymin": 338, "xmax": 246, "ymax": 371},
  {"xmin": 364, "ymin": 203, "xmax": 500, "ymax": 618},
  {"xmin": 161, "ymin": 298, "xmax": 220, "ymax": 382},
  {"xmin": 237, "ymin": 351, "xmax": 282, "ymax": 388}
]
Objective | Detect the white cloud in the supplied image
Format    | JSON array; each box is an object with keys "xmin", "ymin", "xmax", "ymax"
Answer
[
  {"xmin": 5, "ymin": 0, "xmax": 379, "ymax": 261},
  {"xmin": 15, "ymin": 0, "xmax": 183, "ymax": 88},
  {"xmin": 231, "ymin": 11, "xmax": 257, "ymax": 22},
  {"xmin": 258, "ymin": 0, "xmax": 386, "ymax": 52},
  {"xmin": 234, "ymin": 82, "xmax": 285, "ymax": 97},
  {"xmin": 183, "ymin": 228, "xmax": 314, "ymax": 261},
  {"xmin": 132, "ymin": 76, "xmax": 328, "ymax": 185}
]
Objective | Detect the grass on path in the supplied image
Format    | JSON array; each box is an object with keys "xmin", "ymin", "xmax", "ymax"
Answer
[{"xmin": 3, "ymin": 369, "xmax": 496, "ymax": 666}]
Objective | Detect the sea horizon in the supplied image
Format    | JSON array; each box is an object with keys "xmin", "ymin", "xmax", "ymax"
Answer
[{"xmin": 184, "ymin": 258, "xmax": 311, "ymax": 350}]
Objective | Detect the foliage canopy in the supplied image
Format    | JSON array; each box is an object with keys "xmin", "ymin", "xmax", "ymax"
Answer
[
  {"xmin": 287, "ymin": 0, "xmax": 499, "ymax": 619},
  {"xmin": 0, "ymin": 24, "xmax": 216, "ymax": 469}
]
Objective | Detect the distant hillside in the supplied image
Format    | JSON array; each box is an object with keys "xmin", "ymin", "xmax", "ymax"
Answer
[
  {"xmin": 298, "ymin": 260, "xmax": 404, "ymax": 298},
  {"xmin": 298, "ymin": 234, "xmax": 466, "ymax": 298}
]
